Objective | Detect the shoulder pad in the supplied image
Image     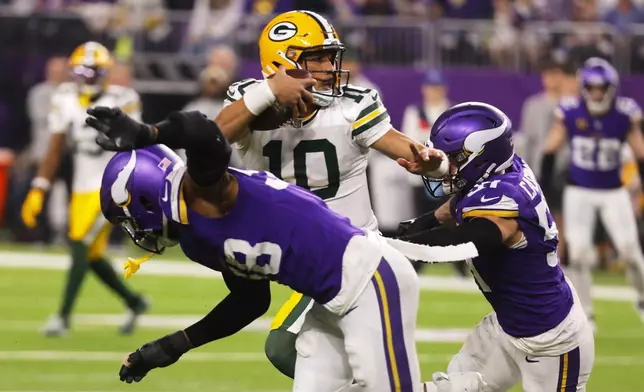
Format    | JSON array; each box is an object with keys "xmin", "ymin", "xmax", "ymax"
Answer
[
  {"xmin": 559, "ymin": 96, "xmax": 581, "ymax": 112},
  {"xmin": 615, "ymin": 96, "xmax": 642, "ymax": 120},
  {"xmin": 53, "ymin": 82, "xmax": 77, "ymax": 98},
  {"xmin": 106, "ymin": 84, "xmax": 136, "ymax": 97},
  {"xmin": 341, "ymin": 84, "xmax": 375, "ymax": 106},
  {"xmin": 458, "ymin": 179, "xmax": 522, "ymax": 220},
  {"xmin": 225, "ymin": 78, "xmax": 261, "ymax": 104}
]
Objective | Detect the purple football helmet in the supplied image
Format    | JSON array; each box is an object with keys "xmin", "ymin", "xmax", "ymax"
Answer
[
  {"xmin": 423, "ymin": 102, "xmax": 514, "ymax": 197},
  {"xmin": 579, "ymin": 57, "xmax": 619, "ymax": 114},
  {"xmin": 100, "ymin": 145, "xmax": 184, "ymax": 254}
]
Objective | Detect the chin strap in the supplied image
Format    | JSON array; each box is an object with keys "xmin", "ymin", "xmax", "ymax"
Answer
[{"xmin": 124, "ymin": 253, "xmax": 154, "ymax": 279}]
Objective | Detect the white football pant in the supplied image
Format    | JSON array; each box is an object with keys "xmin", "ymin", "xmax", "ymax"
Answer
[
  {"xmin": 446, "ymin": 309, "xmax": 594, "ymax": 392},
  {"xmin": 563, "ymin": 186, "xmax": 644, "ymax": 316},
  {"xmin": 292, "ymin": 239, "xmax": 421, "ymax": 392}
]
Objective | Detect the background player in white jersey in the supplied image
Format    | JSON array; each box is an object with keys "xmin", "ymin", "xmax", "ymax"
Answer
[
  {"xmin": 399, "ymin": 102, "xmax": 594, "ymax": 392},
  {"xmin": 20, "ymin": 42, "xmax": 148, "ymax": 337},
  {"xmin": 215, "ymin": 10, "xmax": 446, "ymax": 379},
  {"xmin": 541, "ymin": 57, "xmax": 644, "ymax": 329}
]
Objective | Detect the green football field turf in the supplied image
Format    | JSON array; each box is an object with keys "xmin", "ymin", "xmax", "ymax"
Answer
[{"xmin": 0, "ymin": 249, "xmax": 642, "ymax": 391}]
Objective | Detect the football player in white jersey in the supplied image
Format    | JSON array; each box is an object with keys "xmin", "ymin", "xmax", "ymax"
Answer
[
  {"xmin": 21, "ymin": 42, "xmax": 148, "ymax": 337},
  {"xmin": 215, "ymin": 10, "xmax": 447, "ymax": 382}
]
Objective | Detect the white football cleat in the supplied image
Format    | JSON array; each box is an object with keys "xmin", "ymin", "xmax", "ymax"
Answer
[{"xmin": 41, "ymin": 315, "xmax": 69, "ymax": 337}]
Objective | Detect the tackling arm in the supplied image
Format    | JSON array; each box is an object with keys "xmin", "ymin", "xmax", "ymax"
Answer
[
  {"xmin": 119, "ymin": 269, "xmax": 270, "ymax": 383},
  {"xmin": 400, "ymin": 216, "xmax": 519, "ymax": 255},
  {"xmin": 184, "ymin": 270, "xmax": 271, "ymax": 345}
]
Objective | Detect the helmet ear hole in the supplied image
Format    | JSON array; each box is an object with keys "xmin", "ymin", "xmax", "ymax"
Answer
[{"xmin": 139, "ymin": 196, "xmax": 154, "ymax": 212}]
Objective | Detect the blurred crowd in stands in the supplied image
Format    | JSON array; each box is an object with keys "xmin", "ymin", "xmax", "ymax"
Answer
[{"xmin": 3, "ymin": 0, "xmax": 644, "ymax": 71}]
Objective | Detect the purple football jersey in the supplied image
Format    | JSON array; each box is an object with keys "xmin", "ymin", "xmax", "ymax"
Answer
[
  {"xmin": 454, "ymin": 155, "xmax": 573, "ymax": 338},
  {"xmin": 558, "ymin": 96, "xmax": 642, "ymax": 189},
  {"xmin": 160, "ymin": 167, "xmax": 364, "ymax": 304}
]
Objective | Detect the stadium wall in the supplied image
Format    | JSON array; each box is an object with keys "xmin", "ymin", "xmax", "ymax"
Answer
[{"xmin": 238, "ymin": 62, "xmax": 644, "ymax": 130}]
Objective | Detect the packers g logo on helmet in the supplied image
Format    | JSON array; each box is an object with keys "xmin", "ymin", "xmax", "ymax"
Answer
[
  {"xmin": 259, "ymin": 10, "xmax": 349, "ymax": 105},
  {"xmin": 268, "ymin": 22, "xmax": 298, "ymax": 42}
]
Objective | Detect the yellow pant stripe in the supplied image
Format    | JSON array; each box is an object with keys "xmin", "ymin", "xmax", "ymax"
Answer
[{"xmin": 271, "ymin": 292, "xmax": 304, "ymax": 330}]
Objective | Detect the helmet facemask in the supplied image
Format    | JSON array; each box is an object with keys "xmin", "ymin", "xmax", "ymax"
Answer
[
  {"xmin": 71, "ymin": 64, "xmax": 109, "ymax": 97},
  {"xmin": 290, "ymin": 44, "xmax": 349, "ymax": 107},
  {"xmin": 115, "ymin": 212, "xmax": 178, "ymax": 255},
  {"xmin": 581, "ymin": 82, "xmax": 615, "ymax": 115}
]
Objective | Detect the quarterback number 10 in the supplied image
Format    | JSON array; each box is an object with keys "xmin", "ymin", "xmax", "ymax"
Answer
[{"xmin": 263, "ymin": 139, "xmax": 341, "ymax": 199}]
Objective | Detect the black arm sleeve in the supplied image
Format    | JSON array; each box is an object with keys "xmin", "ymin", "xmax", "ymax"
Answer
[
  {"xmin": 539, "ymin": 153, "xmax": 556, "ymax": 190},
  {"xmin": 155, "ymin": 111, "xmax": 232, "ymax": 187},
  {"xmin": 183, "ymin": 270, "xmax": 271, "ymax": 348},
  {"xmin": 402, "ymin": 217, "xmax": 504, "ymax": 255}
]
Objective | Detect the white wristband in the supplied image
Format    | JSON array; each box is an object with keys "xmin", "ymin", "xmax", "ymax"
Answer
[
  {"xmin": 31, "ymin": 176, "xmax": 51, "ymax": 191},
  {"xmin": 424, "ymin": 150, "xmax": 449, "ymax": 178},
  {"xmin": 243, "ymin": 80, "xmax": 277, "ymax": 116}
]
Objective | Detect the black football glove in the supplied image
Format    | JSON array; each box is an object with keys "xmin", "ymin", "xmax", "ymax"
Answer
[
  {"xmin": 86, "ymin": 107, "xmax": 156, "ymax": 151},
  {"xmin": 396, "ymin": 210, "xmax": 441, "ymax": 238},
  {"xmin": 119, "ymin": 331, "xmax": 192, "ymax": 384}
]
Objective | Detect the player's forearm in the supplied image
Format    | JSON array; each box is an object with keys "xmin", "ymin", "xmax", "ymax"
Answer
[
  {"xmin": 435, "ymin": 198, "xmax": 455, "ymax": 223},
  {"xmin": 184, "ymin": 287, "xmax": 271, "ymax": 347},
  {"xmin": 217, "ymin": 80, "xmax": 278, "ymax": 144},
  {"xmin": 401, "ymin": 218, "xmax": 504, "ymax": 255},
  {"xmin": 33, "ymin": 133, "xmax": 66, "ymax": 190},
  {"xmin": 215, "ymin": 101, "xmax": 255, "ymax": 144},
  {"xmin": 372, "ymin": 128, "xmax": 424, "ymax": 161}
]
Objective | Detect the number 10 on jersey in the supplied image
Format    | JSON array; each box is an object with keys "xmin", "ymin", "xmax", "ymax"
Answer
[{"xmin": 263, "ymin": 139, "xmax": 341, "ymax": 199}]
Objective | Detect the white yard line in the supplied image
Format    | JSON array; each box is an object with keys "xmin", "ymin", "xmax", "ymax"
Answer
[
  {"xmin": 0, "ymin": 350, "xmax": 641, "ymax": 367},
  {"xmin": 3, "ymin": 313, "xmax": 642, "ymax": 341},
  {"xmin": 0, "ymin": 251, "xmax": 635, "ymax": 302}
]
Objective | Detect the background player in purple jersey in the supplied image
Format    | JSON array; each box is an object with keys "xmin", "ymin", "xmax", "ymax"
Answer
[
  {"xmin": 86, "ymin": 107, "xmax": 483, "ymax": 392},
  {"xmin": 397, "ymin": 102, "xmax": 595, "ymax": 392},
  {"xmin": 541, "ymin": 57, "xmax": 644, "ymax": 330}
]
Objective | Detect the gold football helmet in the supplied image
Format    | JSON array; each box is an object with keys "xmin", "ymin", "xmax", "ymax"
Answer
[
  {"xmin": 258, "ymin": 10, "xmax": 349, "ymax": 104},
  {"xmin": 68, "ymin": 41, "xmax": 113, "ymax": 96}
]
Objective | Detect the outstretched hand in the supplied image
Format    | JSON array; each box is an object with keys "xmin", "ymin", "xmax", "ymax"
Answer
[
  {"xmin": 397, "ymin": 144, "xmax": 447, "ymax": 176},
  {"xmin": 86, "ymin": 107, "xmax": 155, "ymax": 151}
]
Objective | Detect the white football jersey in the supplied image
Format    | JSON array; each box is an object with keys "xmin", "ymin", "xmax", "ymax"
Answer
[
  {"xmin": 49, "ymin": 82, "xmax": 141, "ymax": 193},
  {"xmin": 225, "ymin": 80, "xmax": 392, "ymax": 231}
]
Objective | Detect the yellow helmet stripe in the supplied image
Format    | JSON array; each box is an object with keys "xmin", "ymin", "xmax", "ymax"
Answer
[{"xmin": 301, "ymin": 10, "xmax": 336, "ymax": 40}]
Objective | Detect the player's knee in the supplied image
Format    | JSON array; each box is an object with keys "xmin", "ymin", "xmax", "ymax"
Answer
[
  {"xmin": 447, "ymin": 353, "xmax": 477, "ymax": 374},
  {"xmin": 264, "ymin": 328, "xmax": 297, "ymax": 379},
  {"xmin": 615, "ymin": 242, "xmax": 644, "ymax": 263}
]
